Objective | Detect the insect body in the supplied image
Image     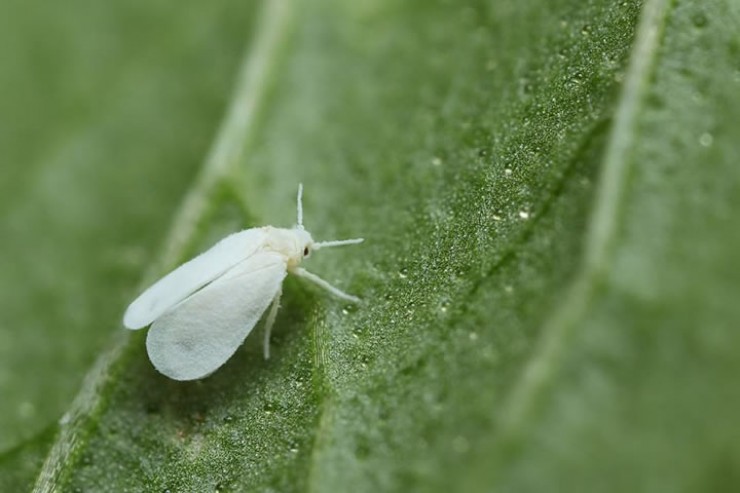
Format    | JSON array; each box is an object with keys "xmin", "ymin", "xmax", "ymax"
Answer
[{"xmin": 123, "ymin": 184, "xmax": 363, "ymax": 381}]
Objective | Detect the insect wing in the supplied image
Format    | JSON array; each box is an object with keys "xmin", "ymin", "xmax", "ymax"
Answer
[
  {"xmin": 145, "ymin": 251, "xmax": 286, "ymax": 380},
  {"xmin": 124, "ymin": 228, "xmax": 267, "ymax": 329}
]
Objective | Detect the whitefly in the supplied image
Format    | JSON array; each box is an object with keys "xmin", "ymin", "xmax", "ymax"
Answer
[{"xmin": 124, "ymin": 184, "xmax": 363, "ymax": 381}]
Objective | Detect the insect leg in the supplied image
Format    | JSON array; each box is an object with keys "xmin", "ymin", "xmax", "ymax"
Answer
[
  {"xmin": 263, "ymin": 287, "xmax": 283, "ymax": 360},
  {"xmin": 292, "ymin": 267, "xmax": 360, "ymax": 303}
]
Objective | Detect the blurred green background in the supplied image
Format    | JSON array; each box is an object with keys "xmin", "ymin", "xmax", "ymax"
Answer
[{"xmin": 1, "ymin": 0, "xmax": 739, "ymax": 491}]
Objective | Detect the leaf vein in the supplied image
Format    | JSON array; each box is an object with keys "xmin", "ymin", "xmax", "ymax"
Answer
[{"xmin": 496, "ymin": 0, "xmax": 673, "ymax": 448}]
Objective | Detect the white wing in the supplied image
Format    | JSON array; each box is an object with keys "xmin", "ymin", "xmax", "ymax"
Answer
[
  {"xmin": 124, "ymin": 228, "xmax": 267, "ymax": 329},
  {"xmin": 145, "ymin": 251, "xmax": 286, "ymax": 381}
]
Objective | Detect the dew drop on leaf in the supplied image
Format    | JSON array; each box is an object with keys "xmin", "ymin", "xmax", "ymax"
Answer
[{"xmin": 699, "ymin": 132, "xmax": 713, "ymax": 147}]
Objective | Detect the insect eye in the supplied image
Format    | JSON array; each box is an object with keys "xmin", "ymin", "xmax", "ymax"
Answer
[{"xmin": 303, "ymin": 247, "xmax": 310, "ymax": 257}]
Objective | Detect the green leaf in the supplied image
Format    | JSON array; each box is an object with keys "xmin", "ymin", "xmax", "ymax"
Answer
[
  {"xmin": 3, "ymin": 0, "xmax": 739, "ymax": 491},
  {"xmin": 0, "ymin": 0, "xmax": 260, "ymax": 489}
]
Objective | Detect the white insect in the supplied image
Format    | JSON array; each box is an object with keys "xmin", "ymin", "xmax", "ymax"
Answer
[{"xmin": 123, "ymin": 184, "xmax": 363, "ymax": 381}]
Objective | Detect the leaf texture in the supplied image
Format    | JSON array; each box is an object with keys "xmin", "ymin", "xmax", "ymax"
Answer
[{"xmin": 1, "ymin": 0, "xmax": 738, "ymax": 491}]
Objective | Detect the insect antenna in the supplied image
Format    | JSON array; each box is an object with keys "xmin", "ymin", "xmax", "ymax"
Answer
[
  {"xmin": 313, "ymin": 238, "xmax": 364, "ymax": 250},
  {"xmin": 296, "ymin": 183, "xmax": 304, "ymax": 229}
]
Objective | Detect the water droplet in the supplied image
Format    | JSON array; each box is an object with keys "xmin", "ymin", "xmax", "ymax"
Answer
[
  {"xmin": 699, "ymin": 132, "xmax": 713, "ymax": 147},
  {"xmin": 692, "ymin": 12, "xmax": 708, "ymax": 28},
  {"xmin": 520, "ymin": 79, "xmax": 533, "ymax": 96},
  {"xmin": 566, "ymin": 70, "xmax": 584, "ymax": 88},
  {"xmin": 580, "ymin": 25, "xmax": 591, "ymax": 36},
  {"xmin": 504, "ymin": 168, "xmax": 513, "ymax": 176},
  {"xmin": 518, "ymin": 210, "xmax": 530, "ymax": 220},
  {"xmin": 398, "ymin": 268, "xmax": 409, "ymax": 279}
]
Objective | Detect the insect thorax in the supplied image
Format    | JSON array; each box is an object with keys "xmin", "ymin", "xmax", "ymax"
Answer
[{"xmin": 262, "ymin": 226, "xmax": 313, "ymax": 267}]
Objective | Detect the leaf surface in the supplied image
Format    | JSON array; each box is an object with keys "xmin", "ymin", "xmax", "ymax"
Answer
[{"xmin": 2, "ymin": 0, "xmax": 738, "ymax": 492}]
